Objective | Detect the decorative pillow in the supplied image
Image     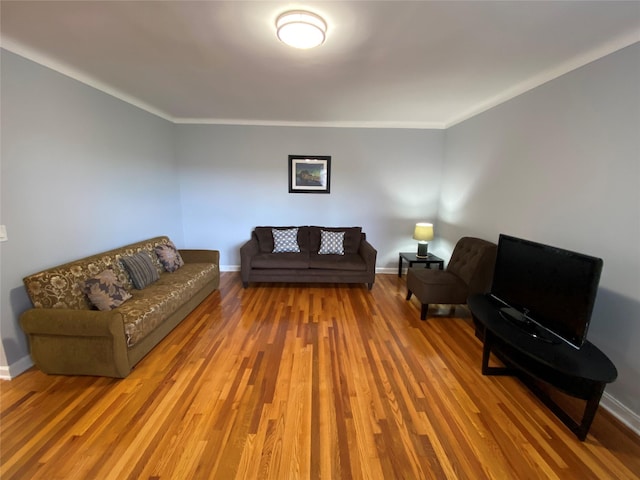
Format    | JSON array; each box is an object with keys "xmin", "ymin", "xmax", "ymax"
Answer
[
  {"xmin": 318, "ymin": 230, "xmax": 345, "ymax": 255},
  {"xmin": 84, "ymin": 268, "xmax": 132, "ymax": 311},
  {"xmin": 155, "ymin": 241, "xmax": 184, "ymax": 272},
  {"xmin": 121, "ymin": 252, "xmax": 160, "ymax": 289},
  {"xmin": 272, "ymin": 228, "xmax": 301, "ymax": 253}
]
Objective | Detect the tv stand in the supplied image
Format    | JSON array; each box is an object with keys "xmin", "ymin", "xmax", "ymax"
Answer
[
  {"xmin": 468, "ymin": 294, "xmax": 617, "ymax": 441},
  {"xmin": 498, "ymin": 308, "xmax": 559, "ymax": 345}
]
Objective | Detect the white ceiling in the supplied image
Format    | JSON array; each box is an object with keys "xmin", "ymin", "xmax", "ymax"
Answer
[{"xmin": 2, "ymin": 1, "xmax": 639, "ymax": 128}]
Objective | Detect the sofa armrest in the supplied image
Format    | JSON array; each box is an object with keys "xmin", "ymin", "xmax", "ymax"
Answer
[
  {"xmin": 240, "ymin": 238, "xmax": 260, "ymax": 287},
  {"xmin": 179, "ymin": 249, "xmax": 220, "ymax": 265},
  {"xmin": 20, "ymin": 308, "xmax": 130, "ymax": 377},
  {"xmin": 21, "ymin": 308, "xmax": 125, "ymax": 337},
  {"xmin": 359, "ymin": 238, "xmax": 378, "ymax": 276}
]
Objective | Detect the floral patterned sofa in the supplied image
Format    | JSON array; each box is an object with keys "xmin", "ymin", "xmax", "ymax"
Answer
[{"xmin": 20, "ymin": 236, "xmax": 219, "ymax": 378}]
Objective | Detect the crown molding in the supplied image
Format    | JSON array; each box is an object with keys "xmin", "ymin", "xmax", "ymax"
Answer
[
  {"xmin": 3, "ymin": 32, "xmax": 638, "ymax": 131},
  {"xmin": 173, "ymin": 118, "xmax": 445, "ymax": 129},
  {"xmin": 0, "ymin": 38, "xmax": 442, "ymax": 129},
  {"xmin": 445, "ymin": 34, "xmax": 640, "ymax": 128},
  {"xmin": 1, "ymin": 38, "xmax": 173, "ymax": 122}
]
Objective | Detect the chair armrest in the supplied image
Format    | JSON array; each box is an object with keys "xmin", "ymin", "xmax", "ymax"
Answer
[{"xmin": 179, "ymin": 249, "xmax": 220, "ymax": 265}]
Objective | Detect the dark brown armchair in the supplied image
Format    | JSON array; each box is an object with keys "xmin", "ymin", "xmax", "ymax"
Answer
[{"xmin": 406, "ymin": 237, "xmax": 497, "ymax": 320}]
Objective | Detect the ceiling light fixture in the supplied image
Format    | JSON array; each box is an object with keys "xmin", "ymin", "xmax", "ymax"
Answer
[{"xmin": 276, "ymin": 10, "xmax": 327, "ymax": 49}]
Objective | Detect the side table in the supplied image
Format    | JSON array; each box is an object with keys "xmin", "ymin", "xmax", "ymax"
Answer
[{"xmin": 398, "ymin": 252, "xmax": 444, "ymax": 277}]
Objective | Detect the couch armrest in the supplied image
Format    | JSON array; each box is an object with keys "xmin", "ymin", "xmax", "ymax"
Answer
[
  {"xmin": 21, "ymin": 308, "xmax": 124, "ymax": 336},
  {"xmin": 359, "ymin": 238, "xmax": 378, "ymax": 278},
  {"xmin": 240, "ymin": 238, "xmax": 260, "ymax": 287},
  {"xmin": 20, "ymin": 308, "xmax": 130, "ymax": 377},
  {"xmin": 179, "ymin": 249, "xmax": 220, "ymax": 265}
]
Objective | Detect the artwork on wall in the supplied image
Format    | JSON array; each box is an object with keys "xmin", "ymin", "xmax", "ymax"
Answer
[{"xmin": 288, "ymin": 155, "xmax": 331, "ymax": 194}]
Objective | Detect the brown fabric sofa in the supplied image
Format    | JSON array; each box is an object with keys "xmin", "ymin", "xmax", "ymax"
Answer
[
  {"xmin": 20, "ymin": 236, "xmax": 220, "ymax": 378},
  {"xmin": 240, "ymin": 226, "xmax": 377, "ymax": 289}
]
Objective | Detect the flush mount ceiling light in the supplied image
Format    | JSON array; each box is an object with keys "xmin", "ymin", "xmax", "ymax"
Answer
[{"xmin": 276, "ymin": 10, "xmax": 327, "ymax": 49}]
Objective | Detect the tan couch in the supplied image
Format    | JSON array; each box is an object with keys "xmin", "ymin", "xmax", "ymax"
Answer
[{"xmin": 20, "ymin": 236, "xmax": 219, "ymax": 378}]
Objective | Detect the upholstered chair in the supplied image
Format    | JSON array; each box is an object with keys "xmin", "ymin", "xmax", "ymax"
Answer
[{"xmin": 406, "ymin": 237, "xmax": 497, "ymax": 320}]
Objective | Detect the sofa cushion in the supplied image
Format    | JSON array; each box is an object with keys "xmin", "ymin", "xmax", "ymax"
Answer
[
  {"xmin": 308, "ymin": 253, "xmax": 367, "ymax": 271},
  {"xmin": 318, "ymin": 230, "xmax": 345, "ymax": 255},
  {"xmin": 251, "ymin": 252, "xmax": 310, "ymax": 269},
  {"xmin": 155, "ymin": 241, "xmax": 185, "ymax": 272},
  {"xmin": 255, "ymin": 226, "xmax": 310, "ymax": 253},
  {"xmin": 121, "ymin": 263, "xmax": 217, "ymax": 347},
  {"xmin": 272, "ymin": 228, "xmax": 301, "ymax": 253},
  {"xmin": 83, "ymin": 269, "xmax": 132, "ymax": 311},
  {"xmin": 121, "ymin": 252, "xmax": 160, "ymax": 289},
  {"xmin": 309, "ymin": 227, "xmax": 362, "ymax": 254}
]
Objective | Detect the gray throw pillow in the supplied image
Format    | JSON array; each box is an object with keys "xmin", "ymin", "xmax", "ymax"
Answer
[
  {"xmin": 272, "ymin": 228, "xmax": 301, "ymax": 253},
  {"xmin": 84, "ymin": 268, "xmax": 132, "ymax": 311},
  {"xmin": 318, "ymin": 230, "xmax": 345, "ymax": 255},
  {"xmin": 155, "ymin": 241, "xmax": 185, "ymax": 272},
  {"xmin": 121, "ymin": 252, "xmax": 160, "ymax": 289}
]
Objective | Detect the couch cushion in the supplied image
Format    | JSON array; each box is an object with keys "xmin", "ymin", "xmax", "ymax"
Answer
[
  {"xmin": 155, "ymin": 241, "xmax": 185, "ymax": 272},
  {"xmin": 121, "ymin": 252, "xmax": 160, "ymax": 289},
  {"xmin": 83, "ymin": 269, "xmax": 132, "ymax": 311},
  {"xmin": 308, "ymin": 253, "xmax": 367, "ymax": 271},
  {"xmin": 318, "ymin": 230, "xmax": 345, "ymax": 255},
  {"xmin": 272, "ymin": 228, "xmax": 301, "ymax": 253},
  {"xmin": 251, "ymin": 252, "xmax": 310, "ymax": 269},
  {"xmin": 121, "ymin": 263, "xmax": 217, "ymax": 347},
  {"xmin": 309, "ymin": 227, "xmax": 362, "ymax": 254}
]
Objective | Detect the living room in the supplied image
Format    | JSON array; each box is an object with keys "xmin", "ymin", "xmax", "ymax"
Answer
[{"xmin": 1, "ymin": 1, "xmax": 639, "ymax": 474}]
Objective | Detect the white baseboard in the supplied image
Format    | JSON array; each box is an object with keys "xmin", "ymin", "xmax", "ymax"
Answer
[
  {"xmin": 220, "ymin": 265, "xmax": 240, "ymax": 272},
  {"xmin": 221, "ymin": 265, "xmax": 398, "ymax": 275},
  {"xmin": 0, "ymin": 355, "xmax": 33, "ymax": 380},
  {"xmin": 600, "ymin": 392, "xmax": 640, "ymax": 437},
  {"xmin": 376, "ymin": 267, "xmax": 397, "ymax": 275}
]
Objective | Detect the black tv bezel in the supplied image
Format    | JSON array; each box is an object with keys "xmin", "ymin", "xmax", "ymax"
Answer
[{"xmin": 490, "ymin": 234, "xmax": 603, "ymax": 350}]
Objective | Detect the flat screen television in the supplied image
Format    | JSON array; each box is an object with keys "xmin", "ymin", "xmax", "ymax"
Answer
[{"xmin": 490, "ymin": 234, "xmax": 603, "ymax": 349}]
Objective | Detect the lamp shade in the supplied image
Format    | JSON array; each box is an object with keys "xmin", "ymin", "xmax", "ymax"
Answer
[{"xmin": 413, "ymin": 223, "xmax": 434, "ymax": 242}]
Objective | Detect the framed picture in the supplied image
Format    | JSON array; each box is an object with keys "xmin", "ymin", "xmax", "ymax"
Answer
[{"xmin": 288, "ymin": 155, "xmax": 331, "ymax": 194}]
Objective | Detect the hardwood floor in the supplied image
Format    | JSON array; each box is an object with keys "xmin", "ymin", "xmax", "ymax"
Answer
[{"xmin": 2, "ymin": 272, "xmax": 639, "ymax": 479}]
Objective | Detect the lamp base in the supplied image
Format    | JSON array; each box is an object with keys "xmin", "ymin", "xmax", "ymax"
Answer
[{"xmin": 417, "ymin": 242, "xmax": 429, "ymax": 258}]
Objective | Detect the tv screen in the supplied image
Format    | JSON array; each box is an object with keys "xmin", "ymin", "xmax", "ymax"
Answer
[{"xmin": 490, "ymin": 234, "xmax": 603, "ymax": 349}]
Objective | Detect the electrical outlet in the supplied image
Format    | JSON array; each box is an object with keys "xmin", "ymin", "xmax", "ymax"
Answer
[{"xmin": 0, "ymin": 225, "xmax": 7, "ymax": 242}]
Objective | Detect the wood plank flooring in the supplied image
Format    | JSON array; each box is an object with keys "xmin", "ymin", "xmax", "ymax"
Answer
[{"xmin": 1, "ymin": 272, "xmax": 639, "ymax": 479}]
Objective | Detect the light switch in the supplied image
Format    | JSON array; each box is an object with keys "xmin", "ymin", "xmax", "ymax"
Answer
[{"xmin": 0, "ymin": 225, "xmax": 7, "ymax": 242}]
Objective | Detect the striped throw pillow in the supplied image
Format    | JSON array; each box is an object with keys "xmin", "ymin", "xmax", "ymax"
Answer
[{"xmin": 121, "ymin": 252, "xmax": 159, "ymax": 289}]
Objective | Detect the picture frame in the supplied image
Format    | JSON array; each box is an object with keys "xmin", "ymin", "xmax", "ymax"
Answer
[{"xmin": 288, "ymin": 155, "xmax": 331, "ymax": 194}]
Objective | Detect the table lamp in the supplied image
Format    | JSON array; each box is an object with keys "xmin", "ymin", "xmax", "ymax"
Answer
[{"xmin": 413, "ymin": 223, "xmax": 434, "ymax": 258}]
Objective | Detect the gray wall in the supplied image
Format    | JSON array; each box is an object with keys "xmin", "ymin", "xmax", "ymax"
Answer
[
  {"xmin": 440, "ymin": 43, "xmax": 640, "ymax": 416},
  {"xmin": 175, "ymin": 125, "xmax": 444, "ymax": 269},
  {"xmin": 0, "ymin": 50, "xmax": 183, "ymax": 373},
  {"xmin": 1, "ymin": 43, "xmax": 638, "ymax": 426}
]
